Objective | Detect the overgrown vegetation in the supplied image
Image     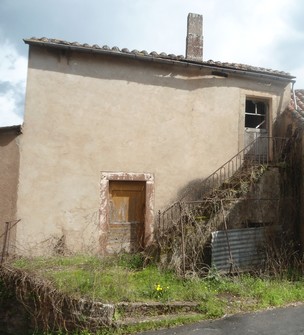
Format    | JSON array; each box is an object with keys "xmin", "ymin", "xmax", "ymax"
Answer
[
  {"xmin": 157, "ymin": 163, "xmax": 272, "ymax": 275},
  {"xmin": 1, "ymin": 252, "xmax": 303, "ymax": 334}
]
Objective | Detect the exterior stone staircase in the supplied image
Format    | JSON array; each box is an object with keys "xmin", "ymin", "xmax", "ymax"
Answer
[
  {"xmin": 188, "ymin": 163, "xmax": 268, "ymax": 228},
  {"xmin": 156, "ymin": 137, "xmax": 286, "ymax": 274}
]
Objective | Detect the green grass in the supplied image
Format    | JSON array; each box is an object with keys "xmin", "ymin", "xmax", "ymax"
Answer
[
  {"xmin": 10, "ymin": 254, "xmax": 304, "ymax": 334},
  {"xmin": 11, "ymin": 254, "xmax": 304, "ymax": 306}
]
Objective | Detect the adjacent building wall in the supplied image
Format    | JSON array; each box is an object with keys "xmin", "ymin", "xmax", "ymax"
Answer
[
  {"xmin": 275, "ymin": 109, "xmax": 304, "ymax": 250},
  {"xmin": 16, "ymin": 45, "xmax": 292, "ymax": 255},
  {"xmin": 0, "ymin": 127, "xmax": 21, "ymax": 255}
]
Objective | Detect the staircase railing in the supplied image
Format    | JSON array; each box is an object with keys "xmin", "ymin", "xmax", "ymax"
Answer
[{"xmin": 158, "ymin": 137, "xmax": 287, "ymax": 231}]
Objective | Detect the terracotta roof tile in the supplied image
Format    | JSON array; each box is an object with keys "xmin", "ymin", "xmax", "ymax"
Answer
[
  {"xmin": 293, "ymin": 90, "xmax": 304, "ymax": 113},
  {"xmin": 288, "ymin": 90, "xmax": 304, "ymax": 121},
  {"xmin": 24, "ymin": 37, "xmax": 295, "ymax": 80}
]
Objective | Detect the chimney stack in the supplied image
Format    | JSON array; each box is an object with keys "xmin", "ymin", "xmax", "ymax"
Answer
[{"xmin": 186, "ymin": 13, "xmax": 203, "ymax": 61}]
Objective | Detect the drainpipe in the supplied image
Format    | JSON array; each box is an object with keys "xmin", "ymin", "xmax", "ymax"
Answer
[{"xmin": 292, "ymin": 81, "xmax": 298, "ymax": 111}]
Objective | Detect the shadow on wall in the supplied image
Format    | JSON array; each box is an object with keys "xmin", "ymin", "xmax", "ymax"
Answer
[
  {"xmin": 176, "ymin": 177, "xmax": 207, "ymax": 202},
  {"xmin": 0, "ymin": 126, "xmax": 22, "ymax": 147},
  {"xmin": 28, "ymin": 46, "xmax": 288, "ymax": 93}
]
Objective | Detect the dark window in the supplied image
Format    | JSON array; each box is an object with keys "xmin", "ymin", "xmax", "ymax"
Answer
[{"xmin": 245, "ymin": 100, "xmax": 267, "ymax": 129}]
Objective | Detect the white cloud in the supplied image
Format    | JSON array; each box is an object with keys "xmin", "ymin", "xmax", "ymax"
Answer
[
  {"xmin": 0, "ymin": 0, "xmax": 303, "ymax": 127},
  {"xmin": 0, "ymin": 40, "xmax": 27, "ymax": 86},
  {"xmin": 203, "ymin": 0, "xmax": 294, "ymax": 63},
  {"xmin": 0, "ymin": 39, "xmax": 26, "ymax": 126},
  {"xmin": 0, "ymin": 91, "xmax": 23, "ymax": 126}
]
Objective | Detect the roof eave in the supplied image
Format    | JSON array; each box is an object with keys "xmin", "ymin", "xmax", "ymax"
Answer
[
  {"xmin": 0, "ymin": 125, "xmax": 22, "ymax": 134},
  {"xmin": 24, "ymin": 39, "xmax": 296, "ymax": 82}
]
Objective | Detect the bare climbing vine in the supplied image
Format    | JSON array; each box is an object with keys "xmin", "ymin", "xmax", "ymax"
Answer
[
  {"xmin": 156, "ymin": 164, "xmax": 270, "ymax": 276},
  {"xmin": 0, "ymin": 265, "xmax": 111, "ymax": 333}
]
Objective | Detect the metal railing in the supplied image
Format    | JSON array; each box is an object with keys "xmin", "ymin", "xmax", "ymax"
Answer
[{"xmin": 158, "ymin": 137, "xmax": 287, "ymax": 231}]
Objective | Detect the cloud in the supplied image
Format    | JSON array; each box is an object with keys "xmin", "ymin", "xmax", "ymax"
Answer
[
  {"xmin": 203, "ymin": 0, "xmax": 293, "ymax": 63},
  {"xmin": 0, "ymin": 91, "xmax": 23, "ymax": 127},
  {"xmin": 0, "ymin": 39, "xmax": 27, "ymax": 126},
  {"xmin": 0, "ymin": 0, "xmax": 303, "ymax": 127}
]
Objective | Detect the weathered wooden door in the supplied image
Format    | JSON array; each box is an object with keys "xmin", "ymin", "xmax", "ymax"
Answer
[{"xmin": 108, "ymin": 181, "xmax": 146, "ymax": 253}]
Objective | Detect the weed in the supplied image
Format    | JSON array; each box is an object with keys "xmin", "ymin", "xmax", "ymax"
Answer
[
  {"xmin": 150, "ymin": 283, "xmax": 170, "ymax": 302},
  {"xmin": 117, "ymin": 253, "xmax": 145, "ymax": 270},
  {"xmin": 198, "ymin": 297, "xmax": 225, "ymax": 318},
  {"xmin": 7, "ymin": 254, "xmax": 304, "ymax": 334}
]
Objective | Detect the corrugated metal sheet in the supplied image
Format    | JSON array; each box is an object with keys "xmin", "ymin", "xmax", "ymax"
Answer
[{"xmin": 211, "ymin": 226, "xmax": 280, "ymax": 272}]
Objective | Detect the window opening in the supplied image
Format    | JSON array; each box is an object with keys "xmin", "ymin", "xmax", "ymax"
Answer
[{"xmin": 245, "ymin": 100, "xmax": 267, "ymax": 129}]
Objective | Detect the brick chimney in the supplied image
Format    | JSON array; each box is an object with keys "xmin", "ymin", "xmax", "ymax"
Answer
[{"xmin": 186, "ymin": 13, "xmax": 203, "ymax": 61}]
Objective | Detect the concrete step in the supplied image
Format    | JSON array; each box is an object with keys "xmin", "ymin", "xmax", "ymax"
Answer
[
  {"xmin": 113, "ymin": 302, "xmax": 203, "ymax": 326},
  {"xmin": 115, "ymin": 311, "xmax": 202, "ymax": 326}
]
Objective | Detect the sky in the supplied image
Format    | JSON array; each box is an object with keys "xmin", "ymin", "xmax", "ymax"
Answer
[{"xmin": 0, "ymin": 0, "xmax": 304, "ymax": 127}]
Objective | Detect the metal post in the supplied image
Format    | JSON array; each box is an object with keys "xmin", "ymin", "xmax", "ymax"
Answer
[
  {"xmin": 221, "ymin": 200, "xmax": 234, "ymax": 274},
  {"xmin": 1, "ymin": 222, "xmax": 10, "ymax": 265},
  {"xmin": 158, "ymin": 210, "xmax": 161, "ymax": 232},
  {"xmin": 179, "ymin": 203, "xmax": 186, "ymax": 277}
]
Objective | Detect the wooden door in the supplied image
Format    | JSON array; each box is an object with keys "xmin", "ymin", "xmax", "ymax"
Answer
[{"xmin": 108, "ymin": 181, "xmax": 146, "ymax": 253}]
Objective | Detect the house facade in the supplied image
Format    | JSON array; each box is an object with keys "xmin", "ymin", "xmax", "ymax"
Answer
[{"xmin": 1, "ymin": 14, "xmax": 295, "ymax": 256}]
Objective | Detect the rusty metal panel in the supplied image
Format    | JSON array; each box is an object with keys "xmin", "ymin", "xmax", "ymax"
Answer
[{"xmin": 211, "ymin": 226, "xmax": 279, "ymax": 272}]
